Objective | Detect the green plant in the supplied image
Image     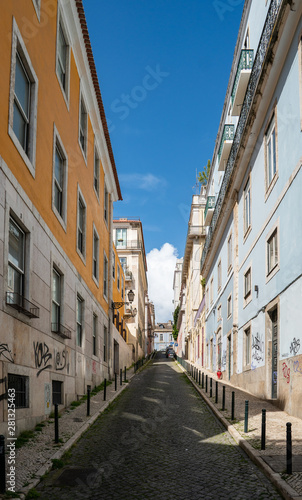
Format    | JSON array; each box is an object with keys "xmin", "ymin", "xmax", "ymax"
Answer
[
  {"xmin": 198, "ymin": 159, "xmax": 211, "ymax": 186},
  {"xmin": 172, "ymin": 305, "xmax": 180, "ymax": 341},
  {"xmin": 15, "ymin": 430, "xmax": 35, "ymax": 448},
  {"xmin": 70, "ymin": 400, "xmax": 82, "ymax": 407},
  {"xmin": 25, "ymin": 488, "xmax": 40, "ymax": 499},
  {"xmin": 51, "ymin": 458, "xmax": 64, "ymax": 469},
  {"xmin": 4, "ymin": 491, "xmax": 20, "ymax": 498}
]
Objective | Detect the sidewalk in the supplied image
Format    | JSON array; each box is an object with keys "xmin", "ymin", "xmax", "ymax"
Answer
[
  {"xmin": 181, "ymin": 362, "xmax": 302, "ymax": 500},
  {"xmin": 0, "ymin": 364, "xmax": 140, "ymax": 499}
]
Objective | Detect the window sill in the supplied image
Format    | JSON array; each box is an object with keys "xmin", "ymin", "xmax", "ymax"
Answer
[
  {"xmin": 8, "ymin": 125, "xmax": 36, "ymax": 178},
  {"xmin": 243, "ymin": 225, "xmax": 252, "ymax": 244},
  {"xmin": 265, "ymin": 173, "xmax": 278, "ymax": 202},
  {"xmin": 265, "ymin": 264, "xmax": 280, "ymax": 283}
]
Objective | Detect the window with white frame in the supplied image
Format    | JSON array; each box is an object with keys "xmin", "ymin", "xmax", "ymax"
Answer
[
  {"xmin": 227, "ymin": 293, "xmax": 232, "ymax": 318},
  {"xmin": 265, "ymin": 114, "xmax": 277, "ymax": 190},
  {"xmin": 103, "ymin": 253, "xmax": 108, "ymax": 299},
  {"xmin": 52, "ymin": 126, "xmax": 68, "ymax": 226},
  {"xmin": 92, "ymin": 227, "xmax": 99, "ymax": 282},
  {"xmin": 92, "ymin": 313, "xmax": 97, "ymax": 356},
  {"xmin": 160, "ymin": 333, "xmax": 163, "ymax": 342},
  {"xmin": 112, "ymin": 251, "xmax": 115, "ymax": 279},
  {"xmin": 76, "ymin": 295, "xmax": 83, "ymax": 347},
  {"xmin": 243, "ymin": 177, "xmax": 251, "ymax": 235},
  {"xmin": 217, "ymin": 260, "xmax": 222, "ymax": 291},
  {"xmin": 267, "ymin": 227, "xmax": 279, "ymax": 278},
  {"xmin": 9, "ymin": 19, "xmax": 38, "ymax": 176},
  {"xmin": 227, "ymin": 233, "xmax": 232, "ymax": 271},
  {"xmin": 116, "ymin": 229, "xmax": 127, "ymax": 248},
  {"xmin": 244, "ymin": 326, "xmax": 251, "ymax": 367},
  {"xmin": 104, "ymin": 184, "xmax": 109, "ymax": 223},
  {"xmin": 56, "ymin": 13, "xmax": 70, "ymax": 100},
  {"xmin": 120, "ymin": 257, "xmax": 127, "ymax": 272},
  {"xmin": 8, "ymin": 217, "xmax": 25, "ymax": 297},
  {"xmin": 94, "ymin": 144, "xmax": 100, "ymax": 197},
  {"xmin": 117, "ymin": 265, "xmax": 120, "ymax": 290},
  {"xmin": 244, "ymin": 267, "xmax": 251, "ymax": 300},
  {"xmin": 122, "ymin": 276, "xmax": 124, "ymax": 300},
  {"xmin": 217, "ymin": 304, "xmax": 222, "ymax": 322},
  {"xmin": 51, "ymin": 267, "xmax": 61, "ymax": 332},
  {"xmin": 79, "ymin": 93, "xmax": 88, "ymax": 156},
  {"xmin": 77, "ymin": 189, "xmax": 86, "ymax": 258}
]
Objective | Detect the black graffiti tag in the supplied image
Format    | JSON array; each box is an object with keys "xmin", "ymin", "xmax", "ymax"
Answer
[
  {"xmin": 289, "ymin": 338, "xmax": 300, "ymax": 356},
  {"xmin": 0, "ymin": 377, "xmax": 8, "ymax": 402},
  {"xmin": 54, "ymin": 349, "xmax": 69, "ymax": 373},
  {"xmin": 0, "ymin": 344, "xmax": 14, "ymax": 363},
  {"xmin": 33, "ymin": 342, "xmax": 52, "ymax": 376},
  {"xmin": 252, "ymin": 333, "xmax": 264, "ymax": 362}
]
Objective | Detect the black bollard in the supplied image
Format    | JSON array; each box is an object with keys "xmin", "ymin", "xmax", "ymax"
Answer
[
  {"xmin": 231, "ymin": 391, "xmax": 235, "ymax": 420},
  {"xmin": 124, "ymin": 366, "xmax": 127, "ymax": 382},
  {"xmin": 222, "ymin": 386, "xmax": 226, "ymax": 411},
  {"xmin": 206, "ymin": 374, "xmax": 208, "ymax": 393},
  {"xmin": 115, "ymin": 372, "xmax": 117, "ymax": 391},
  {"xmin": 198, "ymin": 371, "xmax": 201, "ymax": 386},
  {"xmin": 0, "ymin": 435, "xmax": 5, "ymax": 493},
  {"xmin": 87, "ymin": 388, "xmax": 91, "ymax": 417},
  {"xmin": 244, "ymin": 401, "xmax": 249, "ymax": 433},
  {"xmin": 261, "ymin": 409, "xmax": 266, "ymax": 450},
  {"xmin": 202, "ymin": 372, "xmax": 204, "ymax": 389},
  {"xmin": 54, "ymin": 404, "xmax": 59, "ymax": 444},
  {"xmin": 104, "ymin": 378, "xmax": 107, "ymax": 401},
  {"xmin": 120, "ymin": 368, "xmax": 123, "ymax": 386},
  {"xmin": 286, "ymin": 422, "xmax": 293, "ymax": 474},
  {"xmin": 210, "ymin": 378, "xmax": 212, "ymax": 398},
  {"xmin": 215, "ymin": 381, "xmax": 218, "ymax": 404}
]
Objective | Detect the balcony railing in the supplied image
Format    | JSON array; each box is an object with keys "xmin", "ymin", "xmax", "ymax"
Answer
[
  {"xmin": 201, "ymin": 0, "xmax": 284, "ymax": 271},
  {"xmin": 124, "ymin": 270, "xmax": 133, "ymax": 281},
  {"xmin": 115, "ymin": 240, "xmax": 143, "ymax": 251},
  {"xmin": 218, "ymin": 124, "xmax": 234, "ymax": 171},
  {"xmin": 188, "ymin": 225, "xmax": 206, "ymax": 238},
  {"xmin": 6, "ymin": 292, "xmax": 40, "ymax": 318},
  {"xmin": 51, "ymin": 323, "xmax": 72, "ymax": 339},
  {"xmin": 204, "ymin": 196, "xmax": 215, "ymax": 226},
  {"xmin": 231, "ymin": 49, "xmax": 254, "ymax": 115}
]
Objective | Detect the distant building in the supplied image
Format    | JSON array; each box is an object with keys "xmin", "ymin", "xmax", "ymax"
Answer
[{"xmin": 154, "ymin": 321, "xmax": 173, "ymax": 351}]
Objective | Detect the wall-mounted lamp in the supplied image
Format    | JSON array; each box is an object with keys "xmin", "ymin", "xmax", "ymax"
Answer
[
  {"xmin": 254, "ymin": 285, "xmax": 259, "ymax": 298},
  {"xmin": 112, "ymin": 289, "xmax": 135, "ymax": 310}
]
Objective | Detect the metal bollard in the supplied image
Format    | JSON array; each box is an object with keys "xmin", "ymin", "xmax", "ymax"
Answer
[
  {"xmin": 104, "ymin": 378, "xmax": 107, "ymax": 401},
  {"xmin": 210, "ymin": 378, "xmax": 212, "ymax": 398},
  {"xmin": 286, "ymin": 422, "xmax": 293, "ymax": 474},
  {"xmin": 124, "ymin": 366, "xmax": 127, "ymax": 382},
  {"xmin": 202, "ymin": 372, "xmax": 204, "ymax": 389},
  {"xmin": 55, "ymin": 404, "xmax": 59, "ymax": 444},
  {"xmin": 115, "ymin": 373, "xmax": 117, "ymax": 391},
  {"xmin": 120, "ymin": 368, "xmax": 123, "ymax": 386},
  {"xmin": 244, "ymin": 401, "xmax": 249, "ymax": 433},
  {"xmin": 0, "ymin": 435, "xmax": 5, "ymax": 493},
  {"xmin": 215, "ymin": 381, "xmax": 218, "ymax": 404},
  {"xmin": 87, "ymin": 388, "xmax": 91, "ymax": 417},
  {"xmin": 198, "ymin": 371, "xmax": 201, "ymax": 386},
  {"xmin": 222, "ymin": 386, "xmax": 226, "ymax": 411},
  {"xmin": 261, "ymin": 409, "xmax": 266, "ymax": 450},
  {"xmin": 206, "ymin": 375, "xmax": 208, "ymax": 393},
  {"xmin": 231, "ymin": 391, "xmax": 235, "ymax": 420}
]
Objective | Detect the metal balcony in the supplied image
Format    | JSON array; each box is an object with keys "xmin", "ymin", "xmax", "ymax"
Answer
[
  {"xmin": 51, "ymin": 323, "xmax": 72, "ymax": 339},
  {"xmin": 115, "ymin": 240, "xmax": 143, "ymax": 250},
  {"xmin": 231, "ymin": 49, "xmax": 254, "ymax": 116},
  {"xmin": 218, "ymin": 124, "xmax": 234, "ymax": 171},
  {"xmin": 204, "ymin": 196, "xmax": 215, "ymax": 226},
  {"xmin": 6, "ymin": 292, "xmax": 40, "ymax": 318}
]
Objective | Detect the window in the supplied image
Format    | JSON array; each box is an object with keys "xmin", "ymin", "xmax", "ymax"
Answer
[
  {"xmin": 227, "ymin": 294, "xmax": 232, "ymax": 319},
  {"xmin": 104, "ymin": 324, "xmax": 107, "ymax": 362},
  {"xmin": 244, "ymin": 326, "xmax": 251, "ymax": 367},
  {"xmin": 32, "ymin": 0, "xmax": 41, "ymax": 19},
  {"xmin": 52, "ymin": 380, "xmax": 62, "ymax": 405},
  {"xmin": 56, "ymin": 15, "xmax": 70, "ymax": 100},
  {"xmin": 116, "ymin": 229, "xmax": 127, "ymax": 248},
  {"xmin": 122, "ymin": 276, "xmax": 124, "ymax": 300},
  {"xmin": 265, "ymin": 114, "xmax": 277, "ymax": 190},
  {"xmin": 104, "ymin": 184, "xmax": 109, "ymax": 223},
  {"xmin": 76, "ymin": 295, "xmax": 83, "ymax": 347},
  {"xmin": 8, "ymin": 374, "xmax": 29, "ymax": 408},
  {"xmin": 244, "ymin": 267, "xmax": 251, "ymax": 299},
  {"xmin": 206, "ymin": 287, "xmax": 209, "ymax": 313},
  {"xmin": 92, "ymin": 227, "xmax": 99, "ymax": 282},
  {"xmin": 117, "ymin": 265, "xmax": 120, "ymax": 290},
  {"xmin": 94, "ymin": 145, "xmax": 100, "ymax": 197},
  {"xmin": 217, "ymin": 304, "xmax": 222, "ymax": 322},
  {"xmin": 217, "ymin": 260, "xmax": 222, "ymax": 291},
  {"xmin": 103, "ymin": 253, "xmax": 108, "ymax": 299},
  {"xmin": 8, "ymin": 218, "xmax": 25, "ymax": 296},
  {"xmin": 52, "ymin": 125, "xmax": 67, "ymax": 226},
  {"xmin": 160, "ymin": 333, "xmax": 163, "ymax": 342},
  {"xmin": 243, "ymin": 177, "xmax": 251, "ymax": 235},
  {"xmin": 92, "ymin": 314, "xmax": 97, "ymax": 356},
  {"xmin": 227, "ymin": 233, "xmax": 232, "ymax": 271},
  {"xmin": 79, "ymin": 94, "xmax": 87, "ymax": 156},
  {"xmin": 77, "ymin": 189, "xmax": 86, "ymax": 258},
  {"xmin": 267, "ymin": 226, "xmax": 279, "ymax": 278},
  {"xmin": 210, "ymin": 278, "xmax": 213, "ymax": 305},
  {"xmin": 112, "ymin": 251, "xmax": 115, "ymax": 279},
  {"xmin": 51, "ymin": 268, "xmax": 61, "ymax": 332},
  {"xmin": 217, "ymin": 331, "xmax": 222, "ymax": 370},
  {"xmin": 9, "ymin": 19, "xmax": 38, "ymax": 175},
  {"xmin": 120, "ymin": 257, "xmax": 127, "ymax": 272}
]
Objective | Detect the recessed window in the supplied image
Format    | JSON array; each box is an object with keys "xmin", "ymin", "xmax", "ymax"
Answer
[
  {"xmin": 79, "ymin": 94, "xmax": 88, "ymax": 157},
  {"xmin": 8, "ymin": 374, "xmax": 29, "ymax": 408},
  {"xmin": 92, "ymin": 227, "xmax": 99, "ymax": 283},
  {"xmin": 103, "ymin": 324, "xmax": 107, "ymax": 362},
  {"xmin": 244, "ymin": 177, "xmax": 251, "ymax": 235},
  {"xmin": 227, "ymin": 294, "xmax": 232, "ymax": 319},
  {"xmin": 104, "ymin": 184, "xmax": 109, "ymax": 224},
  {"xmin": 117, "ymin": 265, "xmax": 120, "ymax": 290},
  {"xmin": 56, "ymin": 14, "xmax": 70, "ymax": 101},
  {"xmin": 77, "ymin": 189, "xmax": 86, "ymax": 259},
  {"xmin": 52, "ymin": 126, "xmax": 68, "ymax": 227},
  {"xmin": 94, "ymin": 145, "xmax": 100, "ymax": 197},
  {"xmin": 51, "ymin": 268, "xmax": 61, "ymax": 332},
  {"xmin": 120, "ymin": 257, "xmax": 127, "ymax": 272},
  {"xmin": 76, "ymin": 295, "xmax": 83, "ymax": 347},
  {"xmin": 9, "ymin": 19, "xmax": 38, "ymax": 176},
  {"xmin": 112, "ymin": 250, "xmax": 116, "ymax": 279},
  {"xmin": 217, "ymin": 304, "xmax": 222, "ymax": 322},
  {"xmin": 266, "ymin": 226, "xmax": 279, "ymax": 279},
  {"xmin": 244, "ymin": 267, "xmax": 251, "ymax": 299},
  {"xmin": 217, "ymin": 260, "xmax": 222, "ymax": 291},
  {"xmin": 103, "ymin": 253, "xmax": 108, "ymax": 299},
  {"xmin": 8, "ymin": 217, "xmax": 25, "ymax": 296},
  {"xmin": 52, "ymin": 380, "xmax": 63, "ymax": 405},
  {"xmin": 92, "ymin": 314, "xmax": 97, "ymax": 356},
  {"xmin": 210, "ymin": 278, "xmax": 213, "ymax": 305},
  {"xmin": 227, "ymin": 233, "xmax": 232, "ymax": 271},
  {"xmin": 265, "ymin": 114, "xmax": 277, "ymax": 191},
  {"xmin": 116, "ymin": 228, "xmax": 127, "ymax": 248},
  {"xmin": 244, "ymin": 326, "xmax": 251, "ymax": 367},
  {"xmin": 122, "ymin": 276, "xmax": 124, "ymax": 300}
]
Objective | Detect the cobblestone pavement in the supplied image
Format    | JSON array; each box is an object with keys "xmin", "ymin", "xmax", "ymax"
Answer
[{"xmin": 35, "ymin": 353, "xmax": 282, "ymax": 500}]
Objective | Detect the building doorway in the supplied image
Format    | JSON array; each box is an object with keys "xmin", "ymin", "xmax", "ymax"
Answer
[{"xmin": 270, "ymin": 308, "xmax": 278, "ymax": 399}]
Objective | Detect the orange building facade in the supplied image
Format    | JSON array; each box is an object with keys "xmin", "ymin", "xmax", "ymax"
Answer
[{"xmin": 0, "ymin": 0, "xmax": 129, "ymax": 435}]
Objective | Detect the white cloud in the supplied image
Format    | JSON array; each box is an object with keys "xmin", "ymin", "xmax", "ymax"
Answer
[
  {"xmin": 147, "ymin": 243, "xmax": 178, "ymax": 323},
  {"xmin": 119, "ymin": 173, "xmax": 167, "ymax": 192}
]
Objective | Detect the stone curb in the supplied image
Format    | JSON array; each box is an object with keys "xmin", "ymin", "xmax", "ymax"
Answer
[{"xmin": 178, "ymin": 362, "xmax": 301, "ymax": 500}]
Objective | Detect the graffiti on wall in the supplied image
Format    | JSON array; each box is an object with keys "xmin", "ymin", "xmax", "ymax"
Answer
[
  {"xmin": 54, "ymin": 348, "xmax": 70, "ymax": 374},
  {"xmin": 0, "ymin": 376, "xmax": 8, "ymax": 402},
  {"xmin": 34, "ymin": 342, "xmax": 70, "ymax": 377},
  {"xmin": 282, "ymin": 362, "xmax": 290, "ymax": 384},
  {"xmin": 252, "ymin": 333, "xmax": 264, "ymax": 363},
  {"xmin": 0, "ymin": 344, "xmax": 14, "ymax": 363},
  {"xmin": 293, "ymin": 360, "xmax": 302, "ymax": 375},
  {"xmin": 289, "ymin": 338, "xmax": 300, "ymax": 356}
]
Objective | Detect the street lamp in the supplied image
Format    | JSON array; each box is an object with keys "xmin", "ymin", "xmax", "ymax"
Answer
[{"xmin": 112, "ymin": 289, "xmax": 135, "ymax": 310}]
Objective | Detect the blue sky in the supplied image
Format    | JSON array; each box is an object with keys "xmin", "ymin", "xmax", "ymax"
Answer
[{"xmin": 84, "ymin": 0, "xmax": 244, "ymax": 320}]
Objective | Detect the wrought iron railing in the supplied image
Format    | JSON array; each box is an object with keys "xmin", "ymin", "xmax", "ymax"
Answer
[
  {"xmin": 6, "ymin": 292, "xmax": 40, "ymax": 318},
  {"xmin": 218, "ymin": 124, "xmax": 235, "ymax": 163},
  {"xmin": 201, "ymin": 0, "xmax": 284, "ymax": 271},
  {"xmin": 116, "ymin": 240, "xmax": 143, "ymax": 250},
  {"xmin": 204, "ymin": 196, "xmax": 215, "ymax": 221},
  {"xmin": 231, "ymin": 49, "xmax": 254, "ymax": 105},
  {"xmin": 51, "ymin": 323, "xmax": 72, "ymax": 339}
]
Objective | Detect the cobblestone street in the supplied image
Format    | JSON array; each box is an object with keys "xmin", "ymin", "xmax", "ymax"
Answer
[{"xmin": 34, "ymin": 354, "xmax": 282, "ymax": 500}]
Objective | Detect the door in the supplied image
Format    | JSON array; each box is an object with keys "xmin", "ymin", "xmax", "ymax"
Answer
[
  {"xmin": 271, "ymin": 308, "xmax": 278, "ymax": 399},
  {"xmin": 228, "ymin": 335, "xmax": 231, "ymax": 380}
]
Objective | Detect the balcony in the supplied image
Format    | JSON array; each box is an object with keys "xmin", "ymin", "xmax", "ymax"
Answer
[
  {"xmin": 115, "ymin": 240, "xmax": 143, "ymax": 251},
  {"xmin": 204, "ymin": 196, "xmax": 215, "ymax": 226},
  {"xmin": 231, "ymin": 49, "xmax": 254, "ymax": 116},
  {"xmin": 188, "ymin": 225, "xmax": 206, "ymax": 238},
  {"xmin": 124, "ymin": 270, "xmax": 133, "ymax": 281},
  {"xmin": 218, "ymin": 124, "xmax": 234, "ymax": 171},
  {"xmin": 6, "ymin": 292, "xmax": 40, "ymax": 318},
  {"xmin": 51, "ymin": 323, "xmax": 72, "ymax": 340}
]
